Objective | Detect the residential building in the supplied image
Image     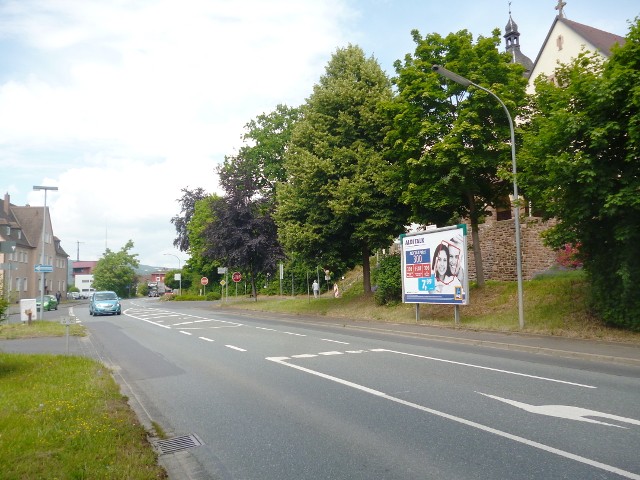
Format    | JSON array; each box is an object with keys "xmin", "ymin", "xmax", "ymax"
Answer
[{"xmin": 0, "ymin": 192, "xmax": 69, "ymax": 303}]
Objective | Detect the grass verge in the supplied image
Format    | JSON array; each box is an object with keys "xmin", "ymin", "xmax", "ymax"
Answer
[
  {"xmin": 222, "ymin": 270, "xmax": 640, "ymax": 343},
  {"xmin": 0, "ymin": 323, "xmax": 167, "ymax": 479}
]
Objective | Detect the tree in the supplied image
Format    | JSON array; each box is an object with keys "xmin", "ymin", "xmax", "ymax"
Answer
[
  {"xmin": 389, "ymin": 29, "xmax": 529, "ymax": 286},
  {"xmin": 275, "ymin": 45, "xmax": 408, "ymax": 294},
  {"xmin": 218, "ymin": 104, "xmax": 301, "ymax": 203},
  {"xmin": 521, "ymin": 19, "xmax": 640, "ymax": 329},
  {"xmin": 92, "ymin": 240, "xmax": 140, "ymax": 298},
  {"xmin": 171, "ymin": 187, "xmax": 207, "ymax": 252}
]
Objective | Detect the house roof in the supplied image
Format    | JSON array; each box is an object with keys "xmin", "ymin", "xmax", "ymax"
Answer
[{"xmin": 530, "ymin": 15, "xmax": 626, "ymax": 75}]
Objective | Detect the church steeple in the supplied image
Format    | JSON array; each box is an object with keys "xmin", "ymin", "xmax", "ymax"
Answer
[{"xmin": 504, "ymin": 1, "xmax": 534, "ymax": 78}]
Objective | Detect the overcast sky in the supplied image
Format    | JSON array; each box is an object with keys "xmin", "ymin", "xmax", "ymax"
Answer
[{"xmin": 1, "ymin": 0, "xmax": 637, "ymax": 267}]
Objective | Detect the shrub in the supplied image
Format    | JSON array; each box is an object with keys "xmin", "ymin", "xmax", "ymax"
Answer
[{"xmin": 372, "ymin": 255, "xmax": 402, "ymax": 306}]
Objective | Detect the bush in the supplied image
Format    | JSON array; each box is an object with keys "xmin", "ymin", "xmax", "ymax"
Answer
[{"xmin": 372, "ymin": 255, "xmax": 402, "ymax": 306}]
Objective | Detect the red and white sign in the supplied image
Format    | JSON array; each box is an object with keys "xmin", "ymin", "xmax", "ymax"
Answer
[
  {"xmin": 232, "ymin": 272, "xmax": 242, "ymax": 283},
  {"xmin": 200, "ymin": 277, "xmax": 209, "ymax": 286}
]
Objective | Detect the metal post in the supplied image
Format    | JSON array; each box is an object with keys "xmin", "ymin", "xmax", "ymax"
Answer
[
  {"xmin": 431, "ymin": 65, "xmax": 524, "ymax": 328},
  {"xmin": 33, "ymin": 186, "xmax": 58, "ymax": 320}
]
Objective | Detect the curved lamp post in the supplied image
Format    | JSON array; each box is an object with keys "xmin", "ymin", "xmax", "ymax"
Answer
[
  {"xmin": 431, "ymin": 65, "xmax": 524, "ymax": 329},
  {"xmin": 163, "ymin": 253, "xmax": 182, "ymax": 296},
  {"xmin": 33, "ymin": 185, "xmax": 58, "ymax": 320}
]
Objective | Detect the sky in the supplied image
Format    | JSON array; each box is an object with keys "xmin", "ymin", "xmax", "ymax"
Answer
[{"xmin": 1, "ymin": 0, "xmax": 637, "ymax": 268}]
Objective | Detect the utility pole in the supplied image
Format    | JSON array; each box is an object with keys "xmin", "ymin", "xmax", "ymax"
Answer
[{"xmin": 76, "ymin": 241, "xmax": 85, "ymax": 261}]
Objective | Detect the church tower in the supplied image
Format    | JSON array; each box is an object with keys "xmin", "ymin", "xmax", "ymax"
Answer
[{"xmin": 504, "ymin": 3, "xmax": 534, "ymax": 78}]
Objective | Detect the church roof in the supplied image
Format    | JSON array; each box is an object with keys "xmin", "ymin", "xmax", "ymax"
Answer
[{"xmin": 530, "ymin": 15, "xmax": 625, "ymax": 74}]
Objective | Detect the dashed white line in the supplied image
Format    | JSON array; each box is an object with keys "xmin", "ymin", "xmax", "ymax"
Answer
[
  {"xmin": 225, "ymin": 345, "xmax": 247, "ymax": 352},
  {"xmin": 256, "ymin": 327, "xmax": 276, "ymax": 331},
  {"xmin": 199, "ymin": 337, "xmax": 214, "ymax": 342},
  {"xmin": 284, "ymin": 332, "xmax": 306, "ymax": 336},
  {"xmin": 180, "ymin": 331, "xmax": 192, "ymax": 335},
  {"xmin": 318, "ymin": 351, "xmax": 343, "ymax": 356},
  {"xmin": 292, "ymin": 354, "xmax": 318, "ymax": 358},
  {"xmin": 322, "ymin": 339, "xmax": 350, "ymax": 344}
]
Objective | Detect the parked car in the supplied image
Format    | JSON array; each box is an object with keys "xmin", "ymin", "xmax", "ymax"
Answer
[
  {"xmin": 69, "ymin": 292, "xmax": 80, "ymax": 300},
  {"xmin": 89, "ymin": 291, "xmax": 122, "ymax": 316},
  {"xmin": 36, "ymin": 294, "xmax": 58, "ymax": 312}
]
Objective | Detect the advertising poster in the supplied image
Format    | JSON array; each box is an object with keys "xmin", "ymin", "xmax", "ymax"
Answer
[{"xmin": 401, "ymin": 225, "xmax": 469, "ymax": 305}]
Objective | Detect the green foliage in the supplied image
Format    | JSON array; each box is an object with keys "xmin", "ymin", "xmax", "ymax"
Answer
[
  {"xmin": 390, "ymin": 28, "xmax": 529, "ymax": 285},
  {"xmin": 373, "ymin": 255, "xmax": 402, "ymax": 305},
  {"xmin": 276, "ymin": 45, "xmax": 408, "ymax": 293},
  {"xmin": 521, "ymin": 19, "xmax": 640, "ymax": 329},
  {"xmin": 91, "ymin": 240, "xmax": 139, "ymax": 298}
]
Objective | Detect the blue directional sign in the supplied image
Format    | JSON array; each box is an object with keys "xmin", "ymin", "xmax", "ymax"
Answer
[{"xmin": 34, "ymin": 264, "xmax": 53, "ymax": 273}]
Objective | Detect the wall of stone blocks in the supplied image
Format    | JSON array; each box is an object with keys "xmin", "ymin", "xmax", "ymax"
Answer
[{"xmin": 465, "ymin": 216, "xmax": 558, "ymax": 282}]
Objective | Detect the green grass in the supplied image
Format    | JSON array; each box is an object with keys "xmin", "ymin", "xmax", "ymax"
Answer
[
  {"xmin": 223, "ymin": 269, "xmax": 640, "ymax": 343},
  {"xmin": 0, "ymin": 323, "xmax": 166, "ymax": 479},
  {"xmin": 0, "ymin": 320, "xmax": 86, "ymax": 339}
]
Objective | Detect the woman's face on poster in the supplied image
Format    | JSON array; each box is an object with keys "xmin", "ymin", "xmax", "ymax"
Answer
[{"xmin": 436, "ymin": 250, "xmax": 448, "ymax": 277}]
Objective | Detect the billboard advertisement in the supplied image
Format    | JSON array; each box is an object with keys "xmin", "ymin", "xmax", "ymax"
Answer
[{"xmin": 401, "ymin": 225, "xmax": 469, "ymax": 305}]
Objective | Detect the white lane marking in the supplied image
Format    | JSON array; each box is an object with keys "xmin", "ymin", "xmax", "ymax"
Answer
[
  {"xmin": 180, "ymin": 331, "xmax": 192, "ymax": 336},
  {"xmin": 346, "ymin": 350, "xmax": 368, "ymax": 354},
  {"xmin": 256, "ymin": 327, "xmax": 276, "ymax": 331},
  {"xmin": 284, "ymin": 332, "xmax": 306, "ymax": 336},
  {"xmin": 322, "ymin": 339, "xmax": 350, "ymax": 344},
  {"xmin": 372, "ymin": 349, "xmax": 596, "ymax": 389},
  {"xmin": 266, "ymin": 356, "xmax": 640, "ymax": 480},
  {"xmin": 199, "ymin": 337, "xmax": 214, "ymax": 342},
  {"xmin": 225, "ymin": 345, "xmax": 247, "ymax": 352},
  {"xmin": 318, "ymin": 351, "xmax": 343, "ymax": 356},
  {"xmin": 123, "ymin": 310, "xmax": 171, "ymax": 329},
  {"xmin": 478, "ymin": 393, "xmax": 640, "ymax": 428},
  {"xmin": 292, "ymin": 354, "xmax": 318, "ymax": 358}
]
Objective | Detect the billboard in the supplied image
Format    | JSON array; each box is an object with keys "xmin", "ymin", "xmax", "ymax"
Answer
[{"xmin": 401, "ymin": 225, "xmax": 469, "ymax": 305}]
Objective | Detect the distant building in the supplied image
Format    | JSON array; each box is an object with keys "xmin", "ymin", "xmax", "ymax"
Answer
[{"xmin": 0, "ymin": 192, "xmax": 69, "ymax": 302}]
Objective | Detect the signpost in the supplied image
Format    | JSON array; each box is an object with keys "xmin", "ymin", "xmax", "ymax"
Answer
[
  {"xmin": 232, "ymin": 272, "xmax": 241, "ymax": 297},
  {"xmin": 201, "ymin": 276, "xmax": 208, "ymax": 296},
  {"xmin": 34, "ymin": 264, "xmax": 54, "ymax": 273}
]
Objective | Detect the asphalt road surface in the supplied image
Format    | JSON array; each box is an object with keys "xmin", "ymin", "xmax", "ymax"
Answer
[{"xmin": 76, "ymin": 298, "xmax": 640, "ymax": 480}]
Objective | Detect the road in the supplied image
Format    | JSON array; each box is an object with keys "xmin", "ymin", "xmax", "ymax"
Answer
[{"xmin": 75, "ymin": 298, "xmax": 640, "ymax": 480}]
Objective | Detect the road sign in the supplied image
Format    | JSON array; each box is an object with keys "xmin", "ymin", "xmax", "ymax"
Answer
[
  {"xmin": 34, "ymin": 264, "xmax": 53, "ymax": 273},
  {"xmin": 200, "ymin": 277, "xmax": 209, "ymax": 286},
  {"xmin": 217, "ymin": 267, "xmax": 227, "ymax": 274},
  {"xmin": 232, "ymin": 272, "xmax": 242, "ymax": 283},
  {"xmin": 220, "ymin": 279, "xmax": 226, "ymax": 286}
]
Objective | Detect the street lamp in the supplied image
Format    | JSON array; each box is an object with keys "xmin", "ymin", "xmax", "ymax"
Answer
[
  {"xmin": 163, "ymin": 253, "xmax": 182, "ymax": 296},
  {"xmin": 33, "ymin": 185, "xmax": 58, "ymax": 320},
  {"xmin": 431, "ymin": 65, "xmax": 524, "ymax": 329}
]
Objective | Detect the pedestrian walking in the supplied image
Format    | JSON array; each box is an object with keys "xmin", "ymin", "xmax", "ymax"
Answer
[{"xmin": 312, "ymin": 280, "xmax": 319, "ymax": 298}]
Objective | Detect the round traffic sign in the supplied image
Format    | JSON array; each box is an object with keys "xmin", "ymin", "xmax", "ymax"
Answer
[
  {"xmin": 232, "ymin": 271, "xmax": 242, "ymax": 283},
  {"xmin": 200, "ymin": 277, "xmax": 209, "ymax": 286}
]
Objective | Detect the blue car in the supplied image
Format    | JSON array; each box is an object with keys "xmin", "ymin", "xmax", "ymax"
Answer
[{"xmin": 89, "ymin": 291, "xmax": 122, "ymax": 316}]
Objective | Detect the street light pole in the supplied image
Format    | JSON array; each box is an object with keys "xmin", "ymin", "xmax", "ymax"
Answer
[
  {"xmin": 164, "ymin": 253, "xmax": 182, "ymax": 296},
  {"xmin": 431, "ymin": 65, "xmax": 524, "ymax": 329},
  {"xmin": 33, "ymin": 185, "xmax": 58, "ymax": 320}
]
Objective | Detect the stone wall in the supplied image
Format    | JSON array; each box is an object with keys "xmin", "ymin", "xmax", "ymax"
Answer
[{"xmin": 466, "ymin": 216, "xmax": 558, "ymax": 282}]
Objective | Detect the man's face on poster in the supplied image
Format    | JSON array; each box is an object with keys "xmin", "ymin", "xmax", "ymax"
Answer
[{"xmin": 449, "ymin": 245, "xmax": 461, "ymax": 275}]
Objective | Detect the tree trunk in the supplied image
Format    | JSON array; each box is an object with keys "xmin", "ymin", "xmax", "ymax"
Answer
[{"xmin": 362, "ymin": 245, "xmax": 372, "ymax": 295}]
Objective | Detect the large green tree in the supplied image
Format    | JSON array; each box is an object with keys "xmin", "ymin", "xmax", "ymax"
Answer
[
  {"xmin": 521, "ymin": 19, "xmax": 640, "ymax": 329},
  {"xmin": 92, "ymin": 240, "xmax": 139, "ymax": 298},
  {"xmin": 275, "ymin": 45, "xmax": 408, "ymax": 294},
  {"xmin": 389, "ymin": 29, "xmax": 529, "ymax": 286}
]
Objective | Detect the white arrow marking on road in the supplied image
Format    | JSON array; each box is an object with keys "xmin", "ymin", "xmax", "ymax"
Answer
[
  {"xmin": 267, "ymin": 356, "xmax": 640, "ymax": 479},
  {"xmin": 478, "ymin": 392, "xmax": 640, "ymax": 428}
]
